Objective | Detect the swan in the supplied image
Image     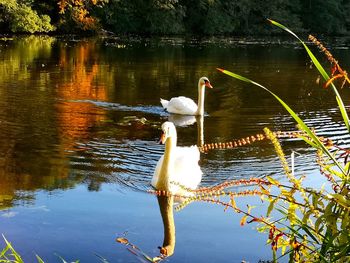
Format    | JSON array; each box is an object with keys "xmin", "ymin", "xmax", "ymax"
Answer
[
  {"xmin": 151, "ymin": 122, "xmax": 202, "ymax": 193},
  {"xmin": 160, "ymin": 77, "xmax": 213, "ymax": 115}
]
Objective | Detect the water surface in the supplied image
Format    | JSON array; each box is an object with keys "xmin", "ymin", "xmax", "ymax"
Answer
[{"xmin": 0, "ymin": 36, "xmax": 349, "ymax": 262}]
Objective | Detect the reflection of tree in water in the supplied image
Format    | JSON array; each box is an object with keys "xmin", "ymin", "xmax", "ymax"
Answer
[
  {"xmin": 56, "ymin": 40, "xmax": 108, "ymax": 150},
  {"xmin": 0, "ymin": 36, "xmax": 231, "ymax": 208},
  {"xmin": 0, "ymin": 191, "xmax": 35, "ymax": 211},
  {"xmin": 0, "ymin": 37, "xmax": 117, "ymax": 207}
]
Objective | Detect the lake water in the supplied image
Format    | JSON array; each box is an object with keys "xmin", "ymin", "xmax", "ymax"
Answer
[{"xmin": 0, "ymin": 35, "xmax": 349, "ymax": 262}]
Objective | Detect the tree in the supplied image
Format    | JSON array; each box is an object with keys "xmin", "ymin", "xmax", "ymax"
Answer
[
  {"xmin": 0, "ymin": 0, "xmax": 54, "ymax": 33},
  {"xmin": 57, "ymin": 0, "xmax": 108, "ymax": 32},
  {"xmin": 100, "ymin": 0, "xmax": 185, "ymax": 35},
  {"xmin": 300, "ymin": 0, "xmax": 346, "ymax": 34}
]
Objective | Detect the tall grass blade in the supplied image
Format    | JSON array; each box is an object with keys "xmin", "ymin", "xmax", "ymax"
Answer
[
  {"xmin": 36, "ymin": 255, "xmax": 45, "ymax": 263},
  {"xmin": 2, "ymin": 235, "xmax": 24, "ymax": 263}
]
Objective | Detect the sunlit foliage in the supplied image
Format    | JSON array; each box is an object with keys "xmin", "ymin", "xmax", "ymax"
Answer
[
  {"xmin": 0, "ymin": 0, "xmax": 350, "ymax": 35},
  {"xmin": 0, "ymin": 0, "xmax": 54, "ymax": 33},
  {"xmin": 57, "ymin": 0, "xmax": 108, "ymax": 31}
]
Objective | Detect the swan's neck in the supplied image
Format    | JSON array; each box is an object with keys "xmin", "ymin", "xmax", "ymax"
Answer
[
  {"xmin": 157, "ymin": 195, "xmax": 175, "ymax": 256},
  {"xmin": 156, "ymin": 135, "xmax": 177, "ymax": 191},
  {"xmin": 196, "ymin": 85, "xmax": 205, "ymax": 116}
]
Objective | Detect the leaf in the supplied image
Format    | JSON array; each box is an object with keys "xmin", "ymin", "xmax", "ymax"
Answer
[
  {"xmin": 116, "ymin": 237, "xmax": 129, "ymax": 245},
  {"xmin": 302, "ymin": 209, "xmax": 312, "ymax": 224},
  {"xmin": 259, "ymin": 185, "xmax": 270, "ymax": 196},
  {"xmin": 240, "ymin": 215, "xmax": 248, "ymax": 226},
  {"xmin": 247, "ymin": 205, "xmax": 255, "ymax": 214},
  {"xmin": 312, "ymin": 193, "xmax": 320, "ymax": 208},
  {"xmin": 266, "ymin": 176, "xmax": 280, "ymax": 186},
  {"xmin": 36, "ymin": 255, "xmax": 45, "ymax": 263},
  {"xmin": 281, "ymin": 243, "xmax": 287, "ymax": 256},
  {"xmin": 288, "ymin": 203, "xmax": 298, "ymax": 226},
  {"xmin": 328, "ymin": 194, "xmax": 350, "ymax": 208},
  {"xmin": 267, "ymin": 198, "xmax": 277, "ymax": 217},
  {"xmin": 300, "ymin": 224, "xmax": 320, "ymax": 244}
]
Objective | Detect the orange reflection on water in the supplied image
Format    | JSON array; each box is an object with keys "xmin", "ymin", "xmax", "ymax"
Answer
[{"xmin": 56, "ymin": 42, "xmax": 109, "ymax": 148}]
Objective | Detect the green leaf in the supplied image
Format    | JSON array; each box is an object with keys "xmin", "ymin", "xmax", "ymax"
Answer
[
  {"xmin": 300, "ymin": 224, "xmax": 320, "ymax": 244},
  {"xmin": 302, "ymin": 209, "xmax": 312, "ymax": 224},
  {"xmin": 266, "ymin": 176, "xmax": 280, "ymax": 186},
  {"xmin": 267, "ymin": 198, "xmax": 277, "ymax": 217},
  {"xmin": 328, "ymin": 194, "xmax": 350, "ymax": 208},
  {"xmin": 36, "ymin": 255, "xmax": 45, "ymax": 263}
]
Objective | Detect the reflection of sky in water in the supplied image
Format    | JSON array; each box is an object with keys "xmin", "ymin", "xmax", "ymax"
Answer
[
  {"xmin": 1, "ymin": 185, "xmax": 272, "ymax": 262},
  {"xmin": 0, "ymin": 36, "xmax": 349, "ymax": 262}
]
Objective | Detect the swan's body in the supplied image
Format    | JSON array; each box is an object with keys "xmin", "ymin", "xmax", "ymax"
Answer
[
  {"xmin": 160, "ymin": 77, "xmax": 213, "ymax": 116},
  {"xmin": 151, "ymin": 122, "xmax": 202, "ymax": 193}
]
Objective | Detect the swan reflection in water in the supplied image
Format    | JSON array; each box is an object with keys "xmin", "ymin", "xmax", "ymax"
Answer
[
  {"xmin": 167, "ymin": 114, "xmax": 205, "ymax": 147},
  {"xmin": 157, "ymin": 194, "xmax": 176, "ymax": 256}
]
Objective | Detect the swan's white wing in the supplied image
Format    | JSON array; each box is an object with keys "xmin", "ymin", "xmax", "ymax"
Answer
[
  {"xmin": 171, "ymin": 146, "xmax": 202, "ymax": 190},
  {"xmin": 152, "ymin": 146, "xmax": 202, "ymax": 192},
  {"xmin": 166, "ymin": 96, "xmax": 198, "ymax": 115}
]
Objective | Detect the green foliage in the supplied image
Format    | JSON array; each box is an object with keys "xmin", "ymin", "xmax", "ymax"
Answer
[
  {"xmin": 300, "ymin": 0, "xmax": 348, "ymax": 35},
  {"xmin": 101, "ymin": 0, "xmax": 185, "ymax": 35},
  {"xmin": 1, "ymin": 0, "xmax": 350, "ymax": 35},
  {"xmin": 98, "ymin": 0, "xmax": 350, "ymax": 35},
  {"xmin": 0, "ymin": 0, "xmax": 54, "ymax": 33},
  {"xmin": 217, "ymin": 21, "xmax": 350, "ymax": 261}
]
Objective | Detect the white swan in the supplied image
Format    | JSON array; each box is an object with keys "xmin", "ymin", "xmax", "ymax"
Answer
[
  {"xmin": 160, "ymin": 77, "xmax": 213, "ymax": 115},
  {"xmin": 151, "ymin": 122, "xmax": 202, "ymax": 193}
]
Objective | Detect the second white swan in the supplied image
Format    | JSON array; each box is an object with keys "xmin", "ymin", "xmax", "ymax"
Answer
[{"xmin": 160, "ymin": 77, "xmax": 213, "ymax": 116}]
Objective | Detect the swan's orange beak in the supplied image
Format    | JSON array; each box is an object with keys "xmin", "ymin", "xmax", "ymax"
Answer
[
  {"xmin": 205, "ymin": 82, "xmax": 213, "ymax": 89},
  {"xmin": 159, "ymin": 131, "xmax": 166, "ymax": 144}
]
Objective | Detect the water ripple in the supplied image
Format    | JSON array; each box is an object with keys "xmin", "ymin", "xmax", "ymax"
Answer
[{"xmin": 67, "ymin": 99, "xmax": 167, "ymax": 116}]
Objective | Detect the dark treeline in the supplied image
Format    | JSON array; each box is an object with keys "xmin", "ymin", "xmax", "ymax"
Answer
[{"xmin": 1, "ymin": 0, "xmax": 350, "ymax": 35}]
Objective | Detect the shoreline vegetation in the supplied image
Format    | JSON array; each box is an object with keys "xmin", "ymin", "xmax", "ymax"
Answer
[{"xmin": 0, "ymin": 0, "xmax": 350, "ymax": 36}]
